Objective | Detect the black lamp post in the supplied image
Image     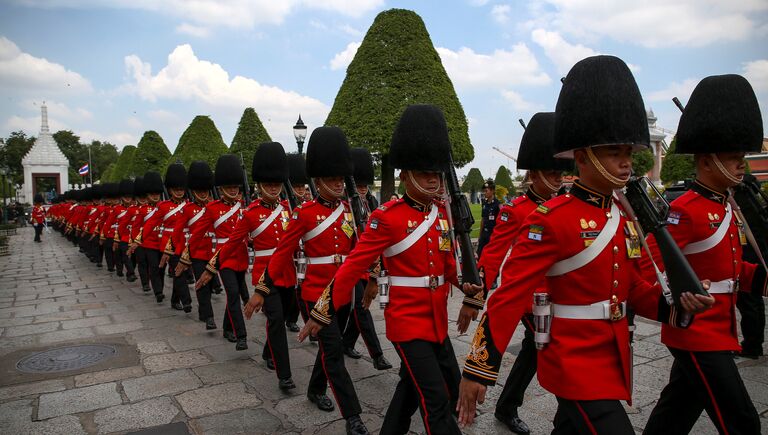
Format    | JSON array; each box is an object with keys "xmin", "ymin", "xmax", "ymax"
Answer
[{"xmin": 293, "ymin": 115, "xmax": 307, "ymax": 154}]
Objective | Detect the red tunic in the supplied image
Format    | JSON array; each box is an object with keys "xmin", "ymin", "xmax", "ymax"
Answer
[
  {"xmin": 116, "ymin": 204, "xmax": 136, "ymax": 243},
  {"xmin": 190, "ymin": 199, "xmax": 247, "ymax": 272},
  {"xmin": 130, "ymin": 204, "xmax": 154, "ymax": 243},
  {"xmin": 31, "ymin": 205, "xmax": 46, "ymax": 225},
  {"xmin": 259, "ymin": 196, "xmax": 355, "ymax": 303},
  {"xmin": 463, "ymin": 182, "xmax": 677, "ymax": 403},
  {"xmin": 641, "ymin": 181, "xmax": 763, "ymax": 352},
  {"xmin": 175, "ymin": 201, "xmax": 213, "ymax": 262},
  {"xmin": 101, "ymin": 205, "xmax": 122, "ymax": 239},
  {"xmin": 149, "ymin": 199, "xmax": 188, "ymax": 254}
]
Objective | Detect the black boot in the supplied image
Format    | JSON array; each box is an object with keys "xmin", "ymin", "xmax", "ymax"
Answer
[
  {"xmin": 495, "ymin": 409, "xmax": 530, "ymax": 435},
  {"xmin": 278, "ymin": 378, "xmax": 296, "ymax": 391},
  {"xmin": 285, "ymin": 322, "xmax": 300, "ymax": 332},
  {"xmin": 344, "ymin": 347, "xmax": 362, "ymax": 359},
  {"xmin": 264, "ymin": 357, "xmax": 275, "ymax": 370},
  {"xmin": 223, "ymin": 330, "xmax": 237, "ymax": 343},
  {"xmin": 205, "ymin": 318, "xmax": 217, "ymax": 330},
  {"xmin": 345, "ymin": 415, "xmax": 369, "ymax": 435},
  {"xmin": 235, "ymin": 337, "xmax": 248, "ymax": 351},
  {"xmin": 307, "ymin": 393, "xmax": 334, "ymax": 412},
  {"xmin": 372, "ymin": 355, "xmax": 392, "ymax": 370},
  {"xmin": 171, "ymin": 302, "xmax": 183, "ymax": 311}
]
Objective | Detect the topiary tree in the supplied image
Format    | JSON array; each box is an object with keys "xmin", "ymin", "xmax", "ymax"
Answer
[
  {"xmin": 100, "ymin": 163, "xmax": 116, "ymax": 183},
  {"xmin": 230, "ymin": 108, "xmax": 272, "ymax": 178},
  {"xmin": 462, "ymin": 168, "xmax": 484, "ymax": 203},
  {"xmin": 660, "ymin": 137, "xmax": 695, "ymax": 185},
  {"xmin": 632, "ymin": 148, "xmax": 655, "ymax": 177},
  {"xmin": 324, "ymin": 8, "xmax": 473, "ymax": 199},
  {"xmin": 132, "ymin": 130, "xmax": 171, "ymax": 176},
  {"xmin": 494, "ymin": 165, "xmax": 516, "ymax": 197},
  {"xmin": 172, "ymin": 116, "xmax": 228, "ymax": 169},
  {"xmin": 111, "ymin": 145, "xmax": 137, "ymax": 180}
]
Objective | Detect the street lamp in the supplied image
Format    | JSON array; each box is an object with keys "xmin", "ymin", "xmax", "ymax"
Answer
[
  {"xmin": 0, "ymin": 167, "xmax": 7, "ymax": 224},
  {"xmin": 293, "ymin": 115, "xmax": 307, "ymax": 154}
]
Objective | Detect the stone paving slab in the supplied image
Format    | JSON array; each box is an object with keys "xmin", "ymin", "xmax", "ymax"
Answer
[
  {"xmin": 175, "ymin": 382, "xmax": 262, "ymax": 418},
  {"xmin": 37, "ymin": 382, "xmax": 122, "ymax": 420},
  {"xmin": 122, "ymin": 368, "xmax": 202, "ymax": 402},
  {"xmin": 94, "ymin": 396, "xmax": 179, "ymax": 433}
]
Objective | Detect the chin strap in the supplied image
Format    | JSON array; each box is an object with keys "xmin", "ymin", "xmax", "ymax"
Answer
[
  {"xmin": 258, "ymin": 183, "xmax": 280, "ymax": 202},
  {"xmin": 585, "ymin": 147, "xmax": 629, "ymax": 187},
  {"xmin": 537, "ymin": 170, "xmax": 560, "ymax": 194},
  {"xmin": 711, "ymin": 154, "xmax": 743, "ymax": 185},
  {"xmin": 406, "ymin": 170, "xmax": 440, "ymax": 197},
  {"xmin": 316, "ymin": 178, "xmax": 343, "ymax": 199}
]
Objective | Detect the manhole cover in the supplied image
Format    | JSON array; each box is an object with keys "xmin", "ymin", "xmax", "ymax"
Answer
[{"xmin": 16, "ymin": 344, "xmax": 118, "ymax": 373}]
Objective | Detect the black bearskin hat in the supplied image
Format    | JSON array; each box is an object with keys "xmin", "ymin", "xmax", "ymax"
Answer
[
  {"xmin": 118, "ymin": 179, "xmax": 134, "ymax": 197},
  {"xmin": 554, "ymin": 55, "xmax": 649, "ymax": 158},
  {"xmin": 214, "ymin": 154, "xmax": 245, "ymax": 187},
  {"xmin": 81, "ymin": 187, "xmax": 92, "ymax": 201},
  {"xmin": 306, "ymin": 127, "xmax": 353, "ymax": 178},
  {"xmin": 187, "ymin": 161, "xmax": 214, "ymax": 190},
  {"xmin": 389, "ymin": 105, "xmax": 452, "ymax": 172},
  {"xmin": 143, "ymin": 171, "xmax": 164, "ymax": 194},
  {"xmin": 287, "ymin": 153, "xmax": 309, "ymax": 185},
  {"xmin": 252, "ymin": 142, "xmax": 288, "ymax": 183},
  {"xmin": 91, "ymin": 184, "xmax": 103, "ymax": 200},
  {"xmin": 164, "ymin": 163, "xmax": 187, "ymax": 189},
  {"xmin": 133, "ymin": 176, "xmax": 145, "ymax": 197},
  {"xmin": 103, "ymin": 182, "xmax": 120, "ymax": 198},
  {"xmin": 351, "ymin": 148, "xmax": 375, "ymax": 186},
  {"xmin": 518, "ymin": 112, "xmax": 574, "ymax": 171},
  {"xmin": 34, "ymin": 193, "xmax": 44, "ymax": 204},
  {"xmin": 675, "ymin": 74, "xmax": 763, "ymax": 154}
]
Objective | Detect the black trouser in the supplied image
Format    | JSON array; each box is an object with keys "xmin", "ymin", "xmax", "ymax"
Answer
[
  {"xmin": 144, "ymin": 248, "xmax": 166, "ymax": 297},
  {"xmin": 33, "ymin": 224, "xmax": 43, "ymax": 241},
  {"xmin": 476, "ymin": 230, "xmax": 491, "ymax": 257},
  {"xmin": 104, "ymin": 238, "xmax": 116, "ymax": 270},
  {"xmin": 220, "ymin": 268, "xmax": 249, "ymax": 339},
  {"xmin": 91, "ymin": 236, "xmax": 103, "ymax": 265},
  {"xmin": 168, "ymin": 255, "xmax": 192, "ymax": 306},
  {"xmin": 78, "ymin": 233, "xmax": 88, "ymax": 252},
  {"xmin": 297, "ymin": 287, "xmax": 309, "ymax": 322},
  {"xmin": 118, "ymin": 241, "xmax": 135, "ymax": 278},
  {"xmin": 109, "ymin": 239, "xmax": 123, "ymax": 273},
  {"xmin": 643, "ymin": 348, "xmax": 760, "ymax": 435},
  {"xmin": 280, "ymin": 285, "xmax": 300, "ymax": 324},
  {"xmin": 553, "ymin": 397, "xmax": 633, "ymax": 435},
  {"xmin": 303, "ymin": 298, "xmax": 362, "ymax": 419},
  {"xmin": 496, "ymin": 313, "xmax": 537, "ymax": 417},
  {"xmin": 736, "ymin": 291, "xmax": 765, "ymax": 354},
  {"xmin": 134, "ymin": 246, "xmax": 150, "ymax": 287},
  {"xmin": 261, "ymin": 288, "xmax": 292, "ymax": 380},
  {"xmin": 191, "ymin": 259, "xmax": 214, "ymax": 321},
  {"xmin": 337, "ymin": 280, "xmax": 383, "ymax": 358},
  {"xmin": 381, "ymin": 339, "xmax": 461, "ymax": 435}
]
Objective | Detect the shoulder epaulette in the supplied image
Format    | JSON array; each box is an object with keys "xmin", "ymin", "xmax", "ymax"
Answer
[
  {"xmin": 670, "ymin": 189, "xmax": 698, "ymax": 208},
  {"xmin": 535, "ymin": 193, "xmax": 573, "ymax": 214}
]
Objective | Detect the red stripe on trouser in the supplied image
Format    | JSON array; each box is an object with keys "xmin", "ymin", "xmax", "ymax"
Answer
[
  {"xmin": 574, "ymin": 402, "xmax": 597, "ymax": 435},
  {"xmin": 690, "ymin": 352, "xmax": 730, "ymax": 435},
  {"xmin": 266, "ymin": 318, "xmax": 279, "ymax": 374},
  {"xmin": 352, "ymin": 309, "xmax": 374, "ymax": 356},
  {"xmin": 223, "ymin": 272, "xmax": 238, "ymax": 339},
  {"xmin": 304, "ymin": 299, "xmax": 345, "ymax": 417},
  {"xmin": 395, "ymin": 343, "xmax": 432, "ymax": 435}
]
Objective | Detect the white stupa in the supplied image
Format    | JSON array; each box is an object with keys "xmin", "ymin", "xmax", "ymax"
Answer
[{"xmin": 21, "ymin": 103, "xmax": 69, "ymax": 203}]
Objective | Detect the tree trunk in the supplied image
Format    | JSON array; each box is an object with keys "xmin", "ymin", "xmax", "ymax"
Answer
[{"xmin": 380, "ymin": 153, "xmax": 395, "ymax": 202}]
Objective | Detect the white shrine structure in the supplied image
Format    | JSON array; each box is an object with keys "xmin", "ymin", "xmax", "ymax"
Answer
[
  {"xmin": 21, "ymin": 103, "xmax": 69, "ymax": 203},
  {"xmin": 647, "ymin": 109, "xmax": 668, "ymax": 186}
]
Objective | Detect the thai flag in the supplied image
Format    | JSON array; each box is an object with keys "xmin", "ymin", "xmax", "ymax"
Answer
[{"xmin": 78, "ymin": 164, "xmax": 89, "ymax": 175}]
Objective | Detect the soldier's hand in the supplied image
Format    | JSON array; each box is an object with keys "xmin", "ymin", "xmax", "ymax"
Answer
[
  {"xmin": 681, "ymin": 280, "xmax": 715, "ymax": 314},
  {"xmin": 99, "ymin": 239, "xmax": 104, "ymax": 246},
  {"xmin": 298, "ymin": 318, "xmax": 324, "ymax": 342},
  {"xmin": 243, "ymin": 293, "xmax": 265, "ymax": 319},
  {"xmin": 462, "ymin": 282, "xmax": 483, "ymax": 297},
  {"xmin": 158, "ymin": 254, "xmax": 170, "ymax": 269},
  {"xmin": 457, "ymin": 378, "xmax": 486, "ymax": 427},
  {"xmin": 174, "ymin": 262, "xmax": 188, "ymax": 277},
  {"xmin": 194, "ymin": 271, "xmax": 214, "ymax": 290},
  {"xmin": 457, "ymin": 305, "xmax": 478, "ymax": 334},
  {"xmin": 362, "ymin": 279, "xmax": 378, "ymax": 310},
  {"xmin": 89, "ymin": 234, "xmax": 95, "ymax": 241},
  {"xmin": 112, "ymin": 242, "xmax": 118, "ymax": 252}
]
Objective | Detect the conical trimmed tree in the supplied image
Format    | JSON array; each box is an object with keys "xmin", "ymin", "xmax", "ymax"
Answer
[
  {"xmin": 172, "ymin": 115, "xmax": 228, "ymax": 169},
  {"xmin": 110, "ymin": 145, "xmax": 136, "ymax": 180},
  {"xmin": 132, "ymin": 131, "xmax": 171, "ymax": 176},
  {"xmin": 230, "ymin": 108, "xmax": 272, "ymax": 178},
  {"xmin": 495, "ymin": 165, "xmax": 515, "ymax": 195},
  {"xmin": 462, "ymin": 167, "xmax": 484, "ymax": 203},
  {"xmin": 324, "ymin": 8, "xmax": 473, "ymax": 199}
]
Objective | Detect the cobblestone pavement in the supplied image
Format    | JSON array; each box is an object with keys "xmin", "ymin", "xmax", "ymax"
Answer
[{"xmin": 0, "ymin": 227, "xmax": 766, "ymax": 434}]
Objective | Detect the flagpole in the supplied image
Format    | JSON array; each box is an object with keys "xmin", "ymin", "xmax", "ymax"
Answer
[{"xmin": 88, "ymin": 144, "xmax": 93, "ymax": 185}]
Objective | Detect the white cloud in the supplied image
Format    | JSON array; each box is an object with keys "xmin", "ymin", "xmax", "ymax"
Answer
[
  {"xmin": 79, "ymin": 130, "xmax": 138, "ymax": 147},
  {"xmin": 329, "ymin": 41, "xmax": 361, "ymax": 71},
  {"xmin": 175, "ymin": 23, "xmax": 211, "ymax": 38},
  {"xmin": 436, "ymin": 44, "xmax": 551, "ymax": 89},
  {"xmin": 123, "ymin": 44, "xmax": 330, "ymax": 146},
  {"xmin": 4, "ymin": 114, "xmax": 67, "ymax": 135},
  {"xmin": 491, "ymin": 4, "xmax": 511, "ymax": 24},
  {"xmin": 501, "ymin": 90, "xmax": 540, "ymax": 111},
  {"xmin": 743, "ymin": 59, "xmax": 768, "ymax": 92},
  {"xmin": 531, "ymin": 0, "xmax": 768, "ymax": 48},
  {"xmin": 469, "ymin": 0, "xmax": 489, "ymax": 6},
  {"xmin": 19, "ymin": 99, "xmax": 93, "ymax": 121},
  {"xmin": 0, "ymin": 36, "xmax": 92, "ymax": 93},
  {"xmin": 338, "ymin": 24, "xmax": 363, "ymax": 37},
  {"xmin": 646, "ymin": 78, "xmax": 699, "ymax": 103},
  {"xmin": 125, "ymin": 116, "xmax": 142, "ymax": 129},
  {"xmin": 531, "ymin": 29, "xmax": 641, "ymax": 75}
]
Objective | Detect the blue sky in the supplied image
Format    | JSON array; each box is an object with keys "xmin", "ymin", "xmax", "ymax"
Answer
[{"xmin": 1, "ymin": 0, "xmax": 766, "ymax": 179}]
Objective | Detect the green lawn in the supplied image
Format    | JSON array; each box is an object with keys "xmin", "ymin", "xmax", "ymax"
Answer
[{"xmin": 470, "ymin": 203, "xmax": 481, "ymax": 238}]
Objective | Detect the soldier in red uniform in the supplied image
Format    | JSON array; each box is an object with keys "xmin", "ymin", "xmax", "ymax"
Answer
[
  {"xmin": 245, "ymin": 127, "xmax": 369, "ymax": 435},
  {"xmin": 31, "ymin": 193, "xmax": 46, "ymax": 242},
  {"xmin": 98, "ymin": 183, "xmax": 120, "ymax": 273},
  {"xmin": 469, "ymin": 112, "xmax": 571, "ymax": 434},
  {"xmin": 282, "ymin": 153, "xmax": 310, "ymax": 332},
  {"xmin": 337, "ymin": 147, "xmax": 391, "ymax": 371},
  {"xmin": 298, "ymin": 106, "xmax": 482, "ymax": 435},
  {"xmin": 642, "ymin": 75, "xmax": 766, "ymax": 435},
  {"xmin": 87, "ymin": 184, "xmax": 106, "ymax": 266},
  {"xmin": 153, "ymin": 164, "xmax": 192, "ymax": 311},
  {"xmin": 190, "ymin": 155, "xmax": 249, "ymax": 350},
  {"xmin": 173, "ymin": 161, "xmax": 217, "ymax": 329},
  {"xmin": 456, "ymin": 56, "xmax": 715, "ymax": 433},
  {"xmin": 115, "ymin": 179, "xmax": 137, "ymax": 281},
  {"xmin": 128, "ymin": 174, "xmax": 160, "ymax": 294}
]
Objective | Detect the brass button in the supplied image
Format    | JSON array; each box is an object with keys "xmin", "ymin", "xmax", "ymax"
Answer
[
  {"xmin": 730, "ymin": 234, "xmax": 734, "ymax": 238},
  {"xmin": 613, "ymin": 246, "xmax": 619, "ymax": 254},
  {"xmin": 613, "ymin": 280, "xmax": 619, "ymax": 288},
  {"xmin": 427, "ymin": 238, "xmax": 432, "ymax": 243},
  {"xmin": 613, "ymin": 263, "xmax": 619, "ymax": 270},
  {"xmin": 732, "ymin": 248, "xmax": 736, "ymax": 252},
  {"xmin": 606, "ymin": 212, "xmax": 612, "ymax": 218}
]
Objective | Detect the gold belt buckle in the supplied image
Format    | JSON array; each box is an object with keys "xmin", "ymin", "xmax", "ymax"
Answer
[
  {"xmin": 609, "ymin": 295, "xmax": 623, "ymax": 321},
  {"xmin": 429, "ymin": 275, "xmax": 438, "ymax": 290},
  {"xmin": 333, "ymin": 254, "xmax": 343, "ymax": 266}
]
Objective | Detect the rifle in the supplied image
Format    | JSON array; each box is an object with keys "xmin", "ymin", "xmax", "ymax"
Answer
[
  {"xmin": 239, "ymin": 153, "xmax": 252, "ymax": 206},
  {"xmin": 282, "ymin": 180, "xmax": 299, "ymax": 211},
  {"xmin": 620, "ymin": 176, "xmax": 708, "ymax": 309},
  {"xmin": 444, "ymin": 151, "xmax": 482, "ymax": 288},
  {"xmin": 308, "ymin": 179, "xmax": 318, "ymax": 200},
  {"xmin": 344, "ymin": 175, "xmax": 368, "ymax": 236}
]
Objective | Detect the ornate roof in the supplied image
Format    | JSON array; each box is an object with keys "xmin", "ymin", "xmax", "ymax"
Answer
[{"xmin": 22, "ymin": 103, "xmax": 69, "ymax": 166}]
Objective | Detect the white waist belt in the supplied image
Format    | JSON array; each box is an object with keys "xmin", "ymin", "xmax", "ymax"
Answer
[
  {"xmin": 162, "ymin": 228, "xmax": 174, "ymax": 232},
  {"xmin": 213, "ymin": 238, "xmax": 229, "ymax": 244},
  {"xmin": 389, "ymin": 275, "xmax": 446, "ymax": 288},
  {"xmin": 708, "ymin": 279, "xmax": 736, "ymax": 294},
  {"xmin": 552, "ymin": 300, "xmax": 627, "ymax": 321},
  {"xmin": 307, "ymin": 255, "xmax": 347, "ymax": 265},
  {"xmin": 252, "ymin": 248, "xmax": 275, "ymax": 257}
]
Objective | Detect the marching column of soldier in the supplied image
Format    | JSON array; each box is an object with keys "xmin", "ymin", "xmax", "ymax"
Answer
[{"xmin": 43, "ymin": 53, "xmax": 766, "ymax": 435}]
